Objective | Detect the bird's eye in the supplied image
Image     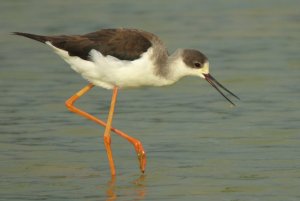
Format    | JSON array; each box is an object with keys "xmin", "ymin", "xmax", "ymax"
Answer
[{"xmin": 194, "ymin": 62, "xmax": 202, "ymax": 68}]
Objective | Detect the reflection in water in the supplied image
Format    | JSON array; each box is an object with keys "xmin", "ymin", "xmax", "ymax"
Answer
[
  {"xmin": 106, "ymin": 176, "xmax": 117, "ymax": 201},
  {"xmin": 105, "ymin": 175, "xmax": 147, "ymax": 201},
  {"xmin": 132, "ymin": 174, "xmax": 147, "ymax": 199},
  {"xmin": 2, "ymin": 0, "xmax": 299, "ymax": 200}
]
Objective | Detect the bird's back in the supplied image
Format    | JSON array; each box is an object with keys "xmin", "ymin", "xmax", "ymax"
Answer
[
  {"xmin": 14, "ymin": 28, "xmax": 171, "ymax": 89},
  {"xmin": 14, "ymin": 28, "xmax": 165, "ymax": 61}
]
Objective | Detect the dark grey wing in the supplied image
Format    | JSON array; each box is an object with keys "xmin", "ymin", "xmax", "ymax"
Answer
[
  {"xmin": 14, "ymin": 29, "xmax": 152, "ymax": 61},
  {"xmin": 84, "ymin": 29, "xmax": 152, "ymax": 60}
]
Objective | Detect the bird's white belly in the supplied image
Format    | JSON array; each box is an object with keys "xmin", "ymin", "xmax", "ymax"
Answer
[{"xmin": 46, "ymin": 42, "xmax": 172, "ymax": 89}]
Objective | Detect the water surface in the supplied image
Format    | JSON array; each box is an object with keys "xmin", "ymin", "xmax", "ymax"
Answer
[{"xmin": 1, "ymin": 0, "xmax": 299, "ymax": 200}]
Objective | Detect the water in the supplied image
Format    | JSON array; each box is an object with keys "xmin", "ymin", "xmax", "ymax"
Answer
[{"xmin": 1, "ymin": 0, "xmax": 299, "ymax": 200}]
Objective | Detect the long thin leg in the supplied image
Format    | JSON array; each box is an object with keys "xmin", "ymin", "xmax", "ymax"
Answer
[
  {"xmin": 65, "ymin": 83, "xmax": 146, "ymax": 173},
  {"xmin": 103, "ymin": 87, "xmax": 118, "ymax": 176}
]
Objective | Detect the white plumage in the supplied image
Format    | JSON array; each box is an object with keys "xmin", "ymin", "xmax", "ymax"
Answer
[
  {"xmin": 46, "ymin": 42, "xmax": 209, "ymax": 89},
  {"xmin": 14, "ymin": 28, "xmax": 239, "ymax": 177}
]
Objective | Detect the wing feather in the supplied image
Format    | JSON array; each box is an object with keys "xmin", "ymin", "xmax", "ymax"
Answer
[{"xmin": 14, "ymin": 29, "xmax": 153, "ymax": 61}]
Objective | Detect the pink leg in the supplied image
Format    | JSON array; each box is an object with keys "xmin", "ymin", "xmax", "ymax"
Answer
[
  {"xmin": 103, "ymin": 86, "xmax": 118, "ymax": 176},
  {"xmin": 65, "ymin": 84, "xmax": 146, "ymax": 175}
]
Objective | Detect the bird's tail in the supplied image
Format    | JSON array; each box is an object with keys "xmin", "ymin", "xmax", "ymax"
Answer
[{"xmin": 13, "ymin": 32, "xmax": 48, "ymax": 43}]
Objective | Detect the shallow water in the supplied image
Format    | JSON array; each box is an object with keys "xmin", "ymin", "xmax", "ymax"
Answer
[{"xmin": 1, "ymin": 0, "xmax": 300, "ymax": 200}]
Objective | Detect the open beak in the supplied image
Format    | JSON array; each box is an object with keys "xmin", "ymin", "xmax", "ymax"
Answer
[{"xmin": 204, "ymin": 73, "xmax": 240, "ymax": 106}]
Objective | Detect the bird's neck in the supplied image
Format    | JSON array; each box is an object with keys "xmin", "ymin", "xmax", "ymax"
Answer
[{"xmin": 163, "ymin": 49, "xmax": 188, "ymax": 82}]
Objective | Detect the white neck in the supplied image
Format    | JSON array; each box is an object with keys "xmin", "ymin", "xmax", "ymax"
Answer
[
  {"xmin": 164, "ymin": 49, "xmax": 192, "ymax": 82},
  {"xmin": 158, "ymin": 48, "xmax": 209, "ymax": 84}
]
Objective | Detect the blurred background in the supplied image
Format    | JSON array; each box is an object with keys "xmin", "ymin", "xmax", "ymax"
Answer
[{"xmin": 1, "ymin": 0, "xmax": 299, "ymax": 200}]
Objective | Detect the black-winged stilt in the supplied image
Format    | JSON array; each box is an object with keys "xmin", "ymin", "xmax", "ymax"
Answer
[{"xmin": 14, "ymin": 28, "xmax": 239, "ymax": 176}]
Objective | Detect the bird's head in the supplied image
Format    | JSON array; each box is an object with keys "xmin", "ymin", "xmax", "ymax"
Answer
[{"xmin": 179, "ymin": 49, "xmax": 240, "ymax": 105}]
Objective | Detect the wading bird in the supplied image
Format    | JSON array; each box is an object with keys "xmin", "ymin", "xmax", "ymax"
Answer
[{"xmin": 14, "ymin": 28, "xmax": 239, "ymax": 176}]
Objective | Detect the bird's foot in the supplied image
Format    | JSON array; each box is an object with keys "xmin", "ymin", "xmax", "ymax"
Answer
[{"xmin": 134, "ymin": 141, "xmax": 146, "ymax": 174}]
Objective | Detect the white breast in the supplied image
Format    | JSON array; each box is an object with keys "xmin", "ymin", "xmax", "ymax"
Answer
[{"xmin": 46, "ymin": 42, "xmax": 173, "ymax": 89}]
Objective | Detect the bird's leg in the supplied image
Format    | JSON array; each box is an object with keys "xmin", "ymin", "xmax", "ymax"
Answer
[
  {"xmin": 65, "ymin": 83, "xmax": 147, "ymax": 174},
  {"xmin": 103, "ymin": 86, "xmax": 118, "ymax": 176}
]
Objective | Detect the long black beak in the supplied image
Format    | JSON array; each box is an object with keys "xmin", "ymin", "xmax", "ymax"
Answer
[{"xmin": 204, "ymin": 73, "xmax": 240, "ymax": 106}]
